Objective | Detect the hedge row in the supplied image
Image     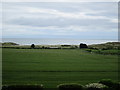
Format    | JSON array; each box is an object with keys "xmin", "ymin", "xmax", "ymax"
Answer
[
  {"xmin": 2, "ymin": 79, "xmax": 120, "ymax": 90},
  {"xmin": 2, "ymin": 84, "xmax": 43, "ymax": 90},
  {"xmin": 2, "ymin": 47, "xmax": 78, "ymax": 49}
]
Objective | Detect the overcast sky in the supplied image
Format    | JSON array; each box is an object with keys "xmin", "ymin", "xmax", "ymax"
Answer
[
  {"xmin": 1, "ymin": 0, "xmax": 119, "ymax": 2},
  {"xmin": 2, "ymin": 2, "xmax": 118, "ymax": 39}
]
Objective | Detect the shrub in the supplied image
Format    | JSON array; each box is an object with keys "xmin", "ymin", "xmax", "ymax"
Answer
[
  {"xmin": 99, "ymin": 79, "xmax": 120, "ymax": 90},
  {"xmin": 42, "ymin": 46, "xmax": 45, "ymax": 49},
  {"xmin": 31, "ymin": 44, "xmax": 35, "ymax": 49},
  {"xmin": 99, "ymin": 79, "xmax": 114, "ymax": 87},
  {"xmin": 57, "ymin": 83, "xmax": 83, "ymax": 90},
  {"xmin": 79, "ymin": 43, "xmax": 88, "ymax": 49},
  {"xmin": 85, "ymin": 83, "xmax": 108, "ymax": 90},
  {"xmin": 2, "ymin": 84, "xmax": 43, "ymax": 90},
  {"xmin": 112, "ymin": 82, "xmax": 120, "ymax": 90}
]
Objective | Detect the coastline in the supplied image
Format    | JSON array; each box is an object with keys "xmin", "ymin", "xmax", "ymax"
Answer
[{"xmin": 1, "ymin": 38, "xmax": 118, "ymax": 45}]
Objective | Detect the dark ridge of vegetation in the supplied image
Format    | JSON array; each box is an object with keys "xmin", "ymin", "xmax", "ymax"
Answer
[
  {"xmin": 1, "ymin": 42, "xmax": 120, "ymax": 49},
  {"xmin": 2, "ymin": 42, "xmax": 19, "ymax": 46},
  {"xmin": 61, "ymin": 45, "xmax": 71, "ymax": 47},
  {"xmin": 1, "ymin": 45, "xmax": 79, "ymax": 49},
  {"xmin": 1, "ymin": 42, "xmax": 120, "ymax": 55},
  {"xmin": 2, "ymin": 84, "xmax": 43, "ymax": 90}
]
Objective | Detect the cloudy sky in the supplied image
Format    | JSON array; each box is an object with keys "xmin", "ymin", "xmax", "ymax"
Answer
[{"xmin": 2, "ymin": 2, "xmax": 118, "ymax": 39}]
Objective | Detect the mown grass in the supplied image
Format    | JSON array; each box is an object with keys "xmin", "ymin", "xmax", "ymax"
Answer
[{"xmin": 2, "ymin": 48, "xmax": 119, "ymax": 88}]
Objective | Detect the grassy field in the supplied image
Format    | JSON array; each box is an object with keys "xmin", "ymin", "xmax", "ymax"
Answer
[{"xmin": 2, "ymin": 48, "xmax": 119, "ymax": 88}]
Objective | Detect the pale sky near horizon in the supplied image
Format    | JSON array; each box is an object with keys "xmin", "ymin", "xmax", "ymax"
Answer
[
  {"xmin": 1, "ymin": 2, "xmax": 118, "ymax": 39},
  {"xmin": 1, "ymin": 0, "xmax": 119, "ymax": 2}
]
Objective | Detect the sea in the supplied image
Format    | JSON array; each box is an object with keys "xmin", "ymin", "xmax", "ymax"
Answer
[{"xmin": 1, "ymin": 38, "xmax": 118, "ymax": 45}]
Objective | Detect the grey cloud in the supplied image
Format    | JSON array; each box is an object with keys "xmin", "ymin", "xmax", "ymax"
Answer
[{"xmin": 2, "ymin": 2, "xmax": 118, "ymax": 39}]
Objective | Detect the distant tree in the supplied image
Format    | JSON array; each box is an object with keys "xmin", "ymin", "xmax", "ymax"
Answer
[
  {"xmin": 31, "ymin": 44, "xmax": 35, "ymax": 49},
  {"xmin": 79, "ymin": 43, "xmax": 88, "ymax": 49},
  {"xmin": 42, "ymin": 46, "xmax": 45, "ymax": 49}
]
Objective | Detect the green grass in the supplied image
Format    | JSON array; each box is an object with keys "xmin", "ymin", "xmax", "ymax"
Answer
[
  {"xmin": 99, "ymin": 50, "xmax": 119, "ymax": 55},
  {"xmin": 2, "ymin": 48, "xmax": 119, "ymax": 88}
]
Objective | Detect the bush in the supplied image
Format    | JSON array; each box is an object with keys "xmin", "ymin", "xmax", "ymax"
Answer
[
  {"xmin": 57, "ymin": 83, "xmax": 83, "ymax": 90},
  {"xmin": 2, "ymin": 84, "xmax": 43, "ymax": 90},
  {"xmin": 99, "ymin": 79, "xmax": 120, "ymax": 90},
  {"xmin": 85, "ymin": 83, "xmax": 108, "ymax": 90},
  {"xmin": 112, "ymin": 82, "xmax": 120, "ymax": 90},
  {"xmin": 99, "ymin": 79, "xmax": 114, "ymax": 87},
  {"xmin": 31, "ymin": 44, "xmax": 35, "ymax": 49},
  {"xmin": 79, "ymin": 43, "xmax": 88, "ymax": 49}
]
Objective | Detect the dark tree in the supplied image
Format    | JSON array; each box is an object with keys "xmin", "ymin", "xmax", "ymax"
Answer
[
  {"xmin": 79, "ymin": 43, "xmax": 88, "ymax": 49},
  {"xmin": 31, "ymin": 44, "xmax": 35, "ymax": 49}
]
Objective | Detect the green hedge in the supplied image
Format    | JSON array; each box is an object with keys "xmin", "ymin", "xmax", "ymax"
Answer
[
  {"xmin": 99, "ymin": 79, "xmax": 120, "ymax": 90},
  {"xmin": 57, "ymin": 83, "xmax": 83, "ymax": 90},
  {"xmin": 2, "ymin": 79, "xmax": 119, "ymax": 90},
  {"xmin": 2, "ymin": 84, "xmax": 43, "ymax": 90}
]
